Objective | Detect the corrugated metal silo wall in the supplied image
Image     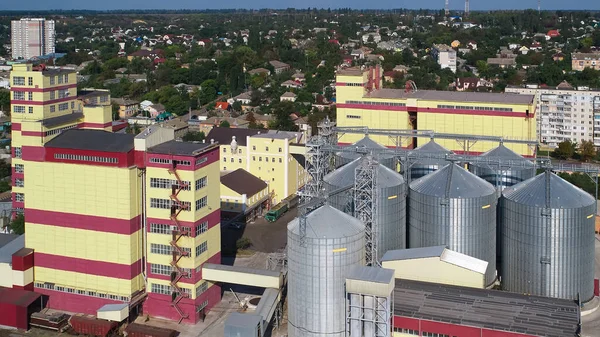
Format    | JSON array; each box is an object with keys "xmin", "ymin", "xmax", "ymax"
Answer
[
  {"xmin": 471, "ymin": 165, "xmax": 535, "ymax": 191},
  {"xmin": 325, "ymin": 181, "xmax": 354, "ymax": 215},
  {"xmin": 377, "ymin": 182, "xmax": 407, "ymax": 259},
  {"xmin": 287, "ymin": 228, "xmax": 365, "ymax": 337},
  {"xmin": 500, "ymin": 198, "xmax": 595, "ymax": 301},
  {"xmin": 410, "ymin": 163, "xmax": 444, "ymax": 181},
  {"xmin": 408, "ymin": 191, "xmax": 497, "ymax": 285}
]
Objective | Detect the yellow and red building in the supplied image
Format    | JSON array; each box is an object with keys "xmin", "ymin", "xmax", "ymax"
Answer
[
  {"xmin": 336, "ymin": 67, "xmax": 537, "ymax": 156},
  {"xmin": 10, "ymin": 64, "xmax": 221, "ymax": 324}
]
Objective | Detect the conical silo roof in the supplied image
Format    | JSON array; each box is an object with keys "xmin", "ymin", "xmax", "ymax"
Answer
[
  {"xmin": 288, "ymin": 204, "xmax": 364, "ymax": 238},
  {"xmin": 502, "ymin": 171, "xmax": 595, "ymax": 209},
  {"xmin": 413, "ymin": 139, "xmax": 452, "ymax": 155},
  {"xmin": 475, "ymin": 144, "xmax": 534, "ymax": 170},
  {"xmin": 338, "ymin": 136, "xmax": 392, "ymax": 161},
  {"xmin": 325, "ymin": 157, "xmax": 404, "ymax": 189},
  {"xmin": 410, "ymin": 163, "xmax": 496, "ymax": 198}
]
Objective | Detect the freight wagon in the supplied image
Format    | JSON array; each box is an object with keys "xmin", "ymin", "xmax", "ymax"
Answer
[
  {"xmin": 68, "ymin": 314, "xmax": 119, "ymax": 337},
  {"xmin": 124, "ymin": 323, "xmax": 178, "ymax": 337},
  {"xmin": 30, "ymin": 312, "xmax": 70, "ymax": 332},
  {"xmin": 265, "ymin": 194, "xmax": 297, "ymax": 222}
]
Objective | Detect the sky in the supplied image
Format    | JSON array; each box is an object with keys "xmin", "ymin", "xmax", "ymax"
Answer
[{"xmin": 0, "ymin": 0, "xmax": 598, "ymax": 11}]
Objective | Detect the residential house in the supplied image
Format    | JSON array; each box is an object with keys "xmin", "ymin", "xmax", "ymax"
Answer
[
  {"xmin": 519, "ymin": 46, "xmax": 530, "ymax": 55},
  {"xmin": 451, "ymin": 40, "xmax": 461, "ymax": 48},
  {"xmin": 198, "ymin": 117, "xmax": 249, "ymax": 134},
  {"xmin": 140, "ymin": 100, "xmax": 153, "ymax": 111},
  {"xmin": 365, "ymin": 54, "xmax": 384, "ymax": 62},
  {"xmin": 220, "ymin": 168, "xmax": 269, "ymax": 223},
  {"xmin": 115, "ymin": 73, "xmax": 147, "ymax": 82},
  {"xmin": 350, "ymin": 49, "xmax": 365, "ymax": 60},
  {"xmin": 508, "ymin": 43, "xmax": 521, "ymax": 50},
  {"xmin": 530, "ymin": 42, "xmax": 542, "ymax": 51},
  {"xmin": 247, "ymin": 68, "xmax": 271, "ymax": 76},
  {"xmin": 281, "ymin": 80, "xmax": 303, "ymax": 89},
  {"xmin": 572, "ymin": 53, "xmax": 600, "ymax": 71},
  {"xmin": 362, "ymin": 33, "xmax": 381, "ymax": 43},
  {"xmin": 0, "ymin": 76, "xmax": 8, "ymax": 89},
  {"xmin": 487, "ymin": 58, "xmax": 516, "ymax": 68},
  {"xmin": 547, "ymin": 30, "xmax": 560, "ymax": 38},
  {"xmin": 293, "ymin": 72, "xmax": 305, "ymax": 82},
  {"xmin": 126, "ymin": 48, "xmax": 163, "ymax": 61},
  {"xmin": 173, "ymin": 83, "xmax": 198, "ymax": 94},
  {"xmin": 146, "ymin": 103, "xmax": 166, "ymax": 117},
  {"xmin": 431, "ymin": 44, "xmax": 457, "ymax": 73},
  {"xmin": 289, "ymin": 113, "xmax": 312, "ymax": 139},
  {"xmin": 280, "ymin": 92, "xmax": 297, "ymax": 102},
  {"xmin": 111, "ymin": 98, "xmax": 140, "ymax": 118},
  {"xmin": 269, "ymin": 60, "xmax": 291, "ymax": 74},
  {"xmin": 215, "ymin": 102, "xmax": 231, "ymax": 111},
  {"xmin": 553, "ymin": 53, "xmax": 566, "ymax": 62},
  {"xmin": 467, "ymin": 41, "xmax": 478, "ymax": 50},
  {"xmin": 393, "ymin": 65, "xmax": 410, "ymax": 74},
  {"xmin": 227, "ymin": 92, "xmax": 252, "ymax": 106}
]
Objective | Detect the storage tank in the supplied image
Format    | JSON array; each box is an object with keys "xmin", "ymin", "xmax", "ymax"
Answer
[
  {"xmin": 500, "ymin": 171, "xmax": 596, "ymax": 301},
  {"xmin": 287, "ymin": 205, "xmax": 365, "ymax": 337},
  {"xmin": 470, "ymin": 143, "xmax": 535, "ymax": 191},
  {"xmin": 407, "ymin": 140, "xmax": 452, "ymax": 181},
  {"xmin": 408, "ymin": 163, "xmax": 497, "ymax": 285},
  {"xmin": 324, "ymin": 156, "xmax": 407, "ymax": 255},
  {"xmin": 336, "ymin": 136, "xmax": 396, "ymax": 170}
]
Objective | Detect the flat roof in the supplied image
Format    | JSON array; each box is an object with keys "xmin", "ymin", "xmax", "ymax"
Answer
[
  {"xmin": 206, "ymin": 127, "xmax": 262, "ymax": 147},
  {"xmin": 337, "ymin": 68, "xmax": 364, "ymax": 76},
  {"xmin": 203, "ymin": 263, "xmax": 281, "ymax": 278},
  {"xmin": 347, "ymin": 266, "xmax": 394, "ymax": 284},
  {"xmin": 42, "ymin": 112, "xmax": 84, "ymax": 128},
  {"xmin": 0, "ymin": 287, "xmax": 42, "ymax": 307},
  {"xmin": 382, "ymin": 246, "xmax": 447, "ymax": 261},
  {"xmin": 147, "ymin": 140, "xmax": 214, "ymax": 156},
  {"xmin": 0, "ymin": 236, "xmax": 25, "ymax": 264},
  {"xmin": 368, "ymin": 89, "xmax": 535, "ymax": 105},
  {"xmin": 45, "ymin": 129, "xmax": 134, "ymax": 153},
  {"xmin": 394, "ymin": 279, "xmax": 579, "ymax": 337}
]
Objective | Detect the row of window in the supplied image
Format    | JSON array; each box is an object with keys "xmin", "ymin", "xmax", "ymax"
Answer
[
  {"xmin": 249, "ymin": 156, "xmax": 283, "ymax": 163},
  {"xmin": 149, "ymin": 198, "xmax": 191, "ymax": 210},
  {"xmin": 393, "ymin": 328, "xmax": 418, "ymax": 335},
  {"xmin": 13, "ymin": 91, "xmax": 33, "ymax": 101},
  {"xmin": 46, "ymin": 125, "xmax": 77, "ymax": 137},
  {"xmin": 150, "ymin": 263, "xmax": 192, "ymax": 278},
  {"xmin": 150, "ymin": 242, "xmax": 207, "ymax": 257},
  {"xmin": 150, "ymin": 283, "xmax": 191, "ymax": 296},
  {"xmin": 437, "ymin": 104, "xmax": 513, "ymax": 112},
  {"xmin": 54, "ymin": 153, "xmax": 119, "ymax": 164},
  {"xmin": 34, "ymin": 282, "xmax": 129, "ymax": 302},
  {"xmin": 13, "ymin": 106, "xmax": 32, "ymax": 114},
  {"xmin": 346, "ymin": 100, "xmax": 407, "ymax": 107},
  {"xmin": 49, "ymin": 74, "xmax": 69, "ymax": 85},
  {"xmin": 149, "ymin": 158, "xmax": 192, "ymax": 166},
  {"xmin": 149, "ymin": 221, "xmax": 208, "ymax": 237},
  {"xmin": 346, "ymin": 115, "xmax": 362, "ymax": 119},
  {"xmin": 344, "ymin": 83, "xmax": 364, "ymax": 87},
  {"xmin": 228, "ymin": 146, "xmax": 283, "ymax": 153},
  {"xmin": 150, "ymin": 177, "xmax": 191, "ymax": 191},
  {"xmin": 14, "ymin": 147, "xmax": 21, "ymax": 158}
]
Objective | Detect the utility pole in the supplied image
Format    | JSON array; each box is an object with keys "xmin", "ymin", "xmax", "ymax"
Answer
[
  {"xmin": 538, "ymin": 0, "xmax": 541, "ymax": 15},
  {"xmin": 465, "ymin": 0, "xmax": 469, "ymax": 18}
]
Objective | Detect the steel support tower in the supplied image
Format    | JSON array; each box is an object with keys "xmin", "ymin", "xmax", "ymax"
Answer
[{"xmin": 354, "ymin": 156, "xmax": 379, "ymax": 266}]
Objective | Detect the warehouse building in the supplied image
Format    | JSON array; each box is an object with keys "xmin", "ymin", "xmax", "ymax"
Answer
[
  {"xmin": 220, "ymin": 168, "xmax": 269, "ymax": 223},
  {"xmin": 336, "ymin": 66, "xmax": 536, "ymax": 156},
  {"xmin": 9, "ymin": 64, "xmax": 222, "ymax": 324}
]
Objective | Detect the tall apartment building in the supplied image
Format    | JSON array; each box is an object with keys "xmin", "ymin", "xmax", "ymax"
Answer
[
  {"xmin": 431, "ymin": 44, "xmax": 457, "ymax": 73},
  {"xmin": 336, "ymin": 66, "xmax": 536, "ymax": 156},
  {"xmin": 505, "ymin": 83, "xmax": 600, "ymax": 147},
  {"xmin": 572, "ymin": 53, "xmax": 600, "ymax": 71},
  {"xmin": 10, "ymin": 63, "xmax": 221, "ymax": 324},
  {"xmin": 11, "ymin": 18, "xmax": 55, "ymax": 60},
  {"xmin": 205, "ymin": 128, "xmax": 308, "ymax": 204}
]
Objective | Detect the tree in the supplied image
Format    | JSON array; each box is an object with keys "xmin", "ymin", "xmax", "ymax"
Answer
[
  {"xmin": 232, "ymin": 100, "xmax": 243, "ymax": 112},
  {"xmin": 579, "ymin": 140, "xmax": 596, "ymax": 162},
  {"xmin": 182, "ymin": 131, "xmax": 206, "ymax": 142},
  {"xmin": 0, "ymin": 89, "xmax": 9, "ymax": 114},
  {"xmin": 112, "ymin": 103, "xmax": 120, "ymax": 121},
  {"xmin": 220, "ymin": 120, "xmax": 231, "ymax": 128},
  {"xmin": 133, "ymin": 123, "xmax": 141, "ymax": 135},
  {"xmin": 553, "ymin": 140, "xmax": 575, "ymax": 160},
  {"xmin": 9, "ymin": 214, "xmax": 25, "ymax": 235}
]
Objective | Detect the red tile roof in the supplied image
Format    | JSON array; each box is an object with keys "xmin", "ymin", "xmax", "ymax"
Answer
[{"xmin": 215, "ymin": 102, "xmax": 230, "ymax": 110}]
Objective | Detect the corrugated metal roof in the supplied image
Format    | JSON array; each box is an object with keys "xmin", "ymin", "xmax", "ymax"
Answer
[
  {"xmin": 338, "ymin": 136, "xmax": 392, "ymax": 160},
  {"xmin": 346, "ymin": 266, "xmax": 395, "ymax": 284},
  {"xmin": 440, "ymin": 249, "xmax": 488, "ymax": 274},
  {"xmin": 412, "ymin": 139, "xmax": 452, "ymax": 154},
  {"xmin": 288, "ymin": 204, "xmax": 364, "ymax": 238},
  {"xmin": 225, "ymin": 312, "xmax": 262, "ymax": 328},
  {"xmin": 0, "ymin": 234, "xmax": 24, "ymax": 264},
  {"xmin": 410, "ymin": 163, "xmax": 496, "ymax": 198},
  {"xmin": 325, "ymin": 157, "xmax": 404, "ymax": 189},
  {"xmin": 473, "ymin": 144, "xmax": 534, "ymax": 170},
  {"xmin": 502, "ymin": 171, "xmax": 595, "ymax": 209},
  {"xmin": 381, "ymin": 246, "xmax": 446, "ymax": 261}
]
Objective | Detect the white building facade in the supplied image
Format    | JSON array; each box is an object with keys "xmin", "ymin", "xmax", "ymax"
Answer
[
  {"xmin": 506, "ymin": 84, "xmax": 600, "ymax": 148},
  {"xmin": 431, "ymin": 44, "xmax": 457, "ymax": 73},
  {"xmin": 11, "ymin": 18, "xmax": 55, "ymax": 60}
]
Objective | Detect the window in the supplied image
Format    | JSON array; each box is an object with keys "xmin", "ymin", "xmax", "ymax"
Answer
[
  {"xmin": 223, "ymin": 148, "xmax": 227, "ymax": 153},
  {"xmin": 253, "ymin": 156, "xmax": 256, "ymax": 161},
  {"xmin": 195, "ymin": 177, "xmax": 207, "ymax": 190},
  {"xmin": 58, "ymin": 103, "xmax": 69, "ymax": 111},
  {"xmin": 58, "ymin": 89, "xmax": 69, "ymax": 99},
  {"xmin": 50, "ymin": 91, "xmax": 56, "ymax": 99},
  {"xmin": 223, "ymin": 157, "xmax": 227, "ymax": 162},
  {"xmin": 58, "ymin": 75, "xmax": 63, "ymax": 84},
  {"xmin": 14, "ymin": 178, "xmax": 24, "ymax": 187},
  {"xmin": 265, "ymin": 146, "xmax": 269, "ymax": 151},
  {"xmin": 151, "ymin": 283, "xmax": 171, "ymax": 295},
  {"xmin": 150, "ymin": 263, "xmax": 172, "ymax": 276},
  {"xmin": 14, "ymin": 147, "xmax": 22, "ymax": 158},
  {"xmin": 50, "ymin": 105, "xmax": 55, "ymax": 113},
  {"xmin": 28, "ymin": 92, "xmax": 33, "ymax": 100},
  {"xmin": 54, "ymin": 153, "xmax": 118, "ymax": 164},
  {"xmin": 149, "ymin": 158, "xmax": 191, "ymax": 166},
  {"xmin": 252, "ymin": 146, "xmax": 256, "ymax": 150},
  {"xmin": 278, "ymin": 147, "xmax": 282, "ymax": 152},
  {"xmin": 28, "ymin": 107, "xmax": 33, "ymax": 113},
  {"xmin": 150, "ymin": 198, "xmax": 191, "ymax": 211},
  {"xmin": 13, "ymin": 106, "xmax": 25, "ymax": 114},
  {"xmin": 346, "ymin": 115, "xmax": 361, "ymax": 119},
  {"xmin": 271, "ymin": 158, "xmax": 275, "ymax": 162},
  {"xmin": 150, "ymin": 243, "xmax": 172, "ymax": 255},
  {"xmin": 195, "ymin": 241, "xmax": 208, "ymax": 256},
  {"xmin": 15, "ymin": 193, "xmax": 24, "ymax": 202},
  {"xmin": 196, "ymin": 157, "xmax": 207, "ymax": 165},
  {"xmin": 64, "ymin": 74, "xmax": 68, "ymax": 83},
  {"xmin": 150, "ymin": 177, "xmax": 190, "ymax": 190},
  {"xmin": 279, "ymin": 158, "xmax": 282, "ymax": 163},
  {"xmin": 393, "ymin": 328, "xmax": 418, "ymax": 335},
  {"xmin": 149, "ymin": 223, "xmax": 174, "ymax": 234},
  {"xmin": 50, "ymin": 76, "xmax": 55, "ymax": 85},
  {"xmin": 195, "ymin": 196, "xmax": 208, "ymax": 210},
  {"xmin": 259, "ymin": 157, "xmax": 262, "ymax": 162},
  {"xmin": 13, "ymin": 91, "xmax": 24, "ymax": 100},
  {"xmin": 15, "ymin": 164, "xmax": 24, "ymax": 173},
  {"xmin": 13, "ymin": 77, "xmax": 25, "ymax": 85},
  {"xmin": 230, "ymin": 158, "xmax": 234, "ymax": 162},
  {"xmin": 196, "ymin": 282, "xmax": 208, "ymax": 297},
  {"xmin": 195, "ymin": 221, "xmax": 208, "ymax": 236},
  {"xmin": 197, "ymin": 300, "xmax": 209, "ymax": 311},
  {"xmin": 28, "ymin": 77, "xmax": 33, "ymax": 86}
]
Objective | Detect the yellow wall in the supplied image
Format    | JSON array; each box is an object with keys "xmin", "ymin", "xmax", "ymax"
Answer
[
  {"xmin": 147, "ymin": 278, "xmax": 217, "ymax": 300},
  {"xmin": 25, "ymin": 161, "xmax": 141, "ymax": 219},
  {"xmin": 35, "ymin": 267, "xmax": 144, "ymax": 296},
  {"xmin": 220, "ymin": 182, "xmax": 269, "ymax": 213},
  {"xmin": 0, "ymin": 263, "xmax": 13, "ymax": 288},
  {"xmin": 382, "ymin": 257, "xmax": 485, "ymax": 288},
  {"xmin": 83, "ymin": 105, "xmax": 112, "ymax": 130}
]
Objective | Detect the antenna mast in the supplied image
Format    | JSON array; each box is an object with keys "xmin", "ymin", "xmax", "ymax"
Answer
[
  {"xmin": 538, "ymin": 0, "xmax": 541, "ymax": 15},
  {"xmin": 445, "ymin": 0, "xmax": 449, "ymax": 16},
  {"xmin": 465, "ymin": 0, "xmax": 469, "ymax": 17}
]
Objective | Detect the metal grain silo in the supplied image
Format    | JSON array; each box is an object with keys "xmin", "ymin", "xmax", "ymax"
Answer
[
  {"xmin": 470, "ymin": 143, "xmax": 535, "ymax": 191},
  {"xmin": 408, "ymin": 140, "xmax": 452, "ymax": 181},
  {"xmin": 287, "ymin": 205, "xmax": 365, "ymax": 337},
  {"xmin": 408, "ymin": 163, "xmax": 497, "ymax": 285},
  {"xmin": 500, "ymin": 171, "xmax": 596, "ymax": 302},
  {"xmin": 324, "ymin": 157, "xmax": 407, "ymax": 255},
  {"xmin": 336, "ymin": 136, "xmax": 396, "ymax": 170}
]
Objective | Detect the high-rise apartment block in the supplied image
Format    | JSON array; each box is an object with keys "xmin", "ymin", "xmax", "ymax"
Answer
[
  {"xmin": 431, "ymin": 44, "xmax": 457, "ymax": 73},
  {"xmin": 506, "ymin": 83, "xmax": 600, "ymax": 147},
  {"xmin": 10, "ymin": 63, "xmax": 221, "ymax": 324},
  {"xmin": 11, "ymin": 18, "xmax": 55, "ymax": 60}
]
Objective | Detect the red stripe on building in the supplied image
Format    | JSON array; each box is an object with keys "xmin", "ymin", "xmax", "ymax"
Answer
[
  {"xmin": 147, "ymin": 208, "xmax": 221, "ymax": 235},
  {"xmin": 146, "ymin": 147, "xmax": 220, "ymax": 171},
  {"xmin": 12, "ymin": 283, "xmax": 34, "ymax": 291},
  {"xmin": 35, "ymin": 253, "xmax": 143, "ymax": 280},
  {"xmin": 335, "ymin": 82, "xmax": 348, "ymax": 86},
  {"xmin": 44, "ymin": 147, "xmax": 135, "ymax": 168},
  {"xmin": 33, "ymin": 287, "xmax": 125, "ymax": 315},
  {"xmin": 80, "ymin": 121, "xmax": 112, "ymax": 129},
  {"xmin": 147, "ymin": 251, "xmax": 221, "ymax": 284},
  {"xmin": 12, "ymin": 248, "xmax": 34, "ymax": 271},
  {"xmin": 12, "ymin": 123, "xmax": 21, "ymax": 131},
  {"xmin": 25, "ymin": 209, "xmax": 141, "ymax": 235},
  {"xmin": 11, "ymin": 96, "xmax": 74, "ymax": 105},
  {"xmin": 21, "ymin": 146, "xmax": 45, "ymax": 161},
  {"xmin": 143, "ymin": 283, "xmax": 221, "ymax": 324},
  {"xmin": 11, "ymin": 83, "xmax": 77, "ymax": 93},
  {"xmin": 337, "ymin": 103, "xmax": 534, "ymax": 118},
  {"xmin": 21, "ymin": 131, "xmax": 44, "ymax": 137},
  {"xmin": 393, "ymin": 315, "xmax": 543, "ymax": 337}
]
